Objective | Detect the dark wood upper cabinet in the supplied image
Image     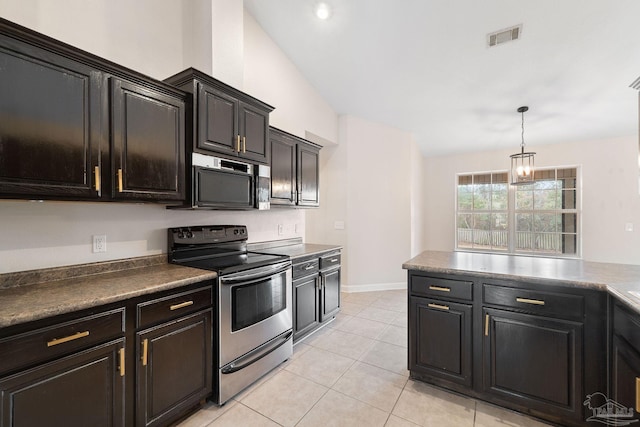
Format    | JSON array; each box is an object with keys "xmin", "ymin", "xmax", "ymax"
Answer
[
  {"xmin": 270, "ymin": 130, "xmax": 296, "ymax": 205},
  {"xmin": 110, "ymin": 78, "xmax": 185, "ymax": 201},
  {"xmin": 269, "ymin": 127, "xmax": 321, "ymax": 208},
  {"xmin": 165, "ymin": 68, "xmax": 274, "ymax": 165},
  {"xmin": 0, "ymin": 27, "xmax": 104, "ymax": 200},
  {"xmin": 0, "ymin": 17, "xmax": 187, "ymax": 203},
  {"xmin": 297, "ymin": 142, "xmax": 320, "ymax": 207}
]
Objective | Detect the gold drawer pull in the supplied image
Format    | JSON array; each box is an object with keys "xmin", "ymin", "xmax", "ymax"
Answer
[
  {"xmin": 636, "ymin": 377, "xmax": 640, "ymax": 412},
  {"xmin": 428, "ymin": 303, "xmax": 449, "ymax": 311},
  {"xmin": 236, "ymin": 135, "xmax": 241, "ymax": 152},
  {"xmin": 117, "ymin": 168, "xmax": 123, "ymax": 192},
  {"xmin": 304, "ymin": 265, "xmax": 315, "ymax": 270},
  {"xmin": 119, "ymin": 348, "xmax": 125, "ymax": 377},
  {"xmin": 330, "ymin": 258, "xmax": 339, "ymax": 263},
  {"xmin": 47, "ymin": 331, "xmax": 90, "ymax": 347},
  {"xmin": 242, "ymin": 136, "xmax": 246, "ymax": 153},
  {"xmin": 429, "ymin": 285, "xmax": 451, "ymax": 292},
  {"xmin": 516, "ymin": 297, "xmax": 545, "ymax": 306},
  {"xmin": 170, "ymin": 300, "xmax": 194, "ymax": 311},
  {"xmin": 142, "ymin": 338, "xmax": 148, "ymax": 366},
  {"xmin": 94, "ymin": 166, "xmax": 101, "ymax": 192},
  {"xmin": 485, "ymin": 314, "xmax": 489, "ymax": 336}
]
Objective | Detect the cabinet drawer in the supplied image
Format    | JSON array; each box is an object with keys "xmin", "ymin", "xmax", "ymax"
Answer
[
  {"xmin": 137, "ymin": 286, "xmax": 212, "ymax": 329},
  {"xmin": 410, "ymin": 275, "xmax": 473, "ymax": 301},
  {"xmin": 320, "ymin": 253, "xmax": 341, "ymax": 270},
  {"xmin": 0, "ymin": 308, "xmax": 125, "ymax": 376},
  {"xmin": 483, "ymin": 284, "xmax": 584, "ymax": 319},
  {"xmin": 293, "ymin": 258, "xmax": 319, "ymax": 279}
]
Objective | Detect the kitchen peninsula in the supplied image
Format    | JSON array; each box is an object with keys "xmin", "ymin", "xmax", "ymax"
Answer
[{"xmin": 403, "ymin": 250, "xmax": 640, "ymax": 427}]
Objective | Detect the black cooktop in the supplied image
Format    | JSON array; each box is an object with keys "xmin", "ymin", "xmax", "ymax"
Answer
[{"xmin": 168, "ymin": 225, "xmax": 289, "ymax": 275}]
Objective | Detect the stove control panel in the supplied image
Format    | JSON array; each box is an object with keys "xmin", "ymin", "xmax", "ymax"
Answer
[{"xmin": 169, "ymin": 225, "xmax": 247, "ymax": 245}]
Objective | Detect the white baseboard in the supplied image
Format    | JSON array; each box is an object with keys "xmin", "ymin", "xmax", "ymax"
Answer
[{"xmin": 342, "ymin": 282, "xmax": 406, "ymax": 293}]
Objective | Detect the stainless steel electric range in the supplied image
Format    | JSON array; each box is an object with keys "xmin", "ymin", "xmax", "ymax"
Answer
[{"xmin": 168, "ymin": 225, "xmax": 292, "ymax": 405}]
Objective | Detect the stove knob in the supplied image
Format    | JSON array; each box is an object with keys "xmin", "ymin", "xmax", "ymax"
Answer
[
  {"xmin": 186, "ymin": 231, "xmax": 194, "ymax": 239},
  {"xmin": 234, "ymin": 229, "xmax": 239, "ymax": 235},
  {"xmin": 241, "ymin": 228, "xmax": 246, "ymax": 234}
]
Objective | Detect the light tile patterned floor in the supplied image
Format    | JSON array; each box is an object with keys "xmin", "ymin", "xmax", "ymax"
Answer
[{"xmin": 177, "ymin": 289, "xmax": 552, "ymax": 427}]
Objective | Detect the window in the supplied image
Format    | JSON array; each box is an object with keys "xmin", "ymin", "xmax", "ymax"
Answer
[{"xmin": 456, "ymin": 167, "xmax": 579, "ymax": 257}]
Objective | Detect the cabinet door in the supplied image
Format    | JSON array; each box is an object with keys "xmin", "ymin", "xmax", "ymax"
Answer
[
  {"xmin": 197, "ymin": 83, "xmax": 238, "ymax": 156},
  {"xmin": 293, "ymin": 275, "xmax": 320, "ymax": 342},
  {"xmin": 136, "ymin": 310, "xmax": 212, "ymax": 427},
  {"xmin": 483, "ymin": 308, "xmax": 583, "ymax": 421},
  {"xmin": 270, "ymin": 132, "xmax": 296, "ymax": 206},
  {"xmin": 0, "ymin": 339, "xmax": 125, "ymax": 427},
  {"xmin": 239, "ymin": 102, "xmax": 269, "ymax": 164},
  {"xmin": 409, "ymin": 296, "xmax": 472, "ymax": 387},
  {"xmin": 297, "ymin": 142, "xmax": 320, "ymax": 207},
  {"xmin": 110, "ymin": 78, "xmax": 185, "ymax": 201},
  {"xmin": 611, "ymin": 335, "xmax": 640, "ymax": 419},
  {"xmin": 0, "ymin": 36, "xmax": 103, "ymax": 199},
  {"xmin": 320, "ymin": 268, "xmax": 340, "ymax": 322}
]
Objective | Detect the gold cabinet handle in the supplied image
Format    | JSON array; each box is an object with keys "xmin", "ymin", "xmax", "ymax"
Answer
[
  {"xmin": 242, "ymin": 136, "xmax": 246, "ymax": 153},
  {"xmin": 304, "ymin": 265, "xmax": 315, "ymax": 270},
  {"xmin": 117, "ymin": 168, "xmax": 123, "ymax": 192},
  {"xmin": 516, "ymin": 297, "xmax": 545, "ymax": 306},
  {"xmin": 47, "ymin": 331, "xmax": 89, "ymax": 347},
  {"xmin": 94, "ymin": 166, "xmax": 101, "ymax": 193},
  {"xmin": 142, "ymin": 338, "xmax": 148, "ymax": 366},
  {"xmin": 170, "ymin": 300, "xmax": 194, "ymax": 311},
  {"xmin": 119, "ymin": 348, "xmax": 125, "ymax": 377},
  {"xmin": 429, "ymin": 285, "xmax": 451, "ymax": 292},
  {"xmin": 485, "ymin": 314, "xmax": 489, "ymax": 336},
  {"xmin": 330, "ymin": 258, "xmax": 339, "ymax": 263},
  {"xmin": 428, "ymin": 303, "xmax": 449, "ymax": 311},
  {"xmin": 236, "ymin": 135, "xmax": 241, "ymax": 152},
  {"xmin": 636, "ymin": 377, "xmax": 640, "ymax": 412}
]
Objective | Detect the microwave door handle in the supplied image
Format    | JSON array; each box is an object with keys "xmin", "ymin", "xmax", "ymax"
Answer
[
  {"xmin": 220, "ymin": 261, "xmax": 291, "ymax": 284},
  {"xmin": 220, "ymin": 330, "xmax": 292, "ymax": 374}
]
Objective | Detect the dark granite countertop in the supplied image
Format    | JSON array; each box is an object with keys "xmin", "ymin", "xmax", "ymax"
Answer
[
  {"xmin": 403, "ymin": 250, "xmax": 640, "ymax": 314},
  {"xmin": 0, "ymin": 256, "xmax": 217, "ymax": 329},
  {"xmin": 253, "ymin": 243, "xmax": 342, "ymax": 260}
]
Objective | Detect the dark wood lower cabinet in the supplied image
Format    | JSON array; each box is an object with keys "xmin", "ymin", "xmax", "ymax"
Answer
[
  {"xmin": 0, "ymin": 339, "xmax": 125, "ymax": 427},
  {"xmin": 320, "ymin": 268, "xmax": 340, "ymax": 322},
  {"xmin": 136, "ymin": 309, "xmax": 212, "ymax": 427},
  {"xmin": 611, "ymin": 303, "xmax": 640, "ymax": 423},
  {"xmin": 293, "ymin": 274, "xmax": 320, "ymax": 342},
  {"xmin": 409, "ymin": 296, "xmax": 472, "ymax": 387},
  {"xmin": 483, "ymin": 308, "xmax": 583, "ymax": 421}
]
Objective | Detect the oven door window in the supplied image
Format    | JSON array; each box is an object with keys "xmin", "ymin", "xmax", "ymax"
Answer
[{"xmin": 232, "ymin": 272, "xmax": 287, "ymax": 331}]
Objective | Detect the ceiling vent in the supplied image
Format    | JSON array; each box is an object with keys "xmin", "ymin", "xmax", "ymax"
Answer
[{"xmin": 487, "ymin": 25, "xmax": 522, "ymax": 47}]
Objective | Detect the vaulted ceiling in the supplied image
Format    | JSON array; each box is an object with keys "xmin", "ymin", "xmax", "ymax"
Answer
[{"xmin": 244, "ymin": 0, "xmax": 640, "ymax": 156}]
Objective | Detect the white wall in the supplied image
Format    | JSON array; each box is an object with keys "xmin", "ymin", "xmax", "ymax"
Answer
[
  {"xmin": 423, "ymin": 135, "xmax": 640, "ymax": 265},
  {"xmin": 242, "ymin": 10, "xmax": 338, "ymax": 144},
  {"xmin": 0, "ymin": 0, "xmax": 342, "ymax": 274},
  {"xmin": 307, "ymin": 115, "xmax": 421, "ymax": 291}
]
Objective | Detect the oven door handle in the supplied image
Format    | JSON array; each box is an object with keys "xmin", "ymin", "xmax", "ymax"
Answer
[
  {"xmin": 220, "ymin": 329, "xmax": 293, "ymax": 375},
  {"xmin": 219, "ymin": 261, "xmax": 291, "ymax": 284}
]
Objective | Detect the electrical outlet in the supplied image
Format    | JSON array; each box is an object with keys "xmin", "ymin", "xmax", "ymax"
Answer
[
  {"xmin": 277, "ymin": 224, "xmax": 284, "ymax": 235},
  {"xmin": 93, "ymin": 235, "xmax": 107, "ymax": 253}
]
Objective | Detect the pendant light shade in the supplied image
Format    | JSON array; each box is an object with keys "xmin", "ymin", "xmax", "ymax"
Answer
[{"xmin": 510, "ymin": 106, "xmax": 535, "ymax": 185}]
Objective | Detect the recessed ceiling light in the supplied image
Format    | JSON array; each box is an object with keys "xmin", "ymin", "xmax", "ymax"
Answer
[{"xmin": 315, "ymin": 2, "xmax": 332, "ymax": 20}]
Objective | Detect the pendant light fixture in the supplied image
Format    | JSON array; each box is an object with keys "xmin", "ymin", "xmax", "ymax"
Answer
[{"xmin": 510, "ymin": 106, "xmax": 535, "ymax": 185}]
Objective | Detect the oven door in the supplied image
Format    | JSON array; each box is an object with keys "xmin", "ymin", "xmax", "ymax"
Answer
[{"xmin": 218, "ymin": 261, "xmax": 292, "ymax": 366}]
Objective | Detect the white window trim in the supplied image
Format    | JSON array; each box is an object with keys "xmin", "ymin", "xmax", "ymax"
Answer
[{"xmin": 454, "ymin": 165, "xmax": 582, "ymax": 259}]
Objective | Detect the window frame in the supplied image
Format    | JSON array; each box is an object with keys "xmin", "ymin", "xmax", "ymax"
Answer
[{"xmin": 454, "ymin": 165, "xmax": 582, "ymax": 259}]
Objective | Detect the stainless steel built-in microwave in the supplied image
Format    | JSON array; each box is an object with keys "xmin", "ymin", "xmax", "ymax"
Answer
[{"xmin": 191, "ymin": 153, "xmax": 270, "ymax": 210}]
